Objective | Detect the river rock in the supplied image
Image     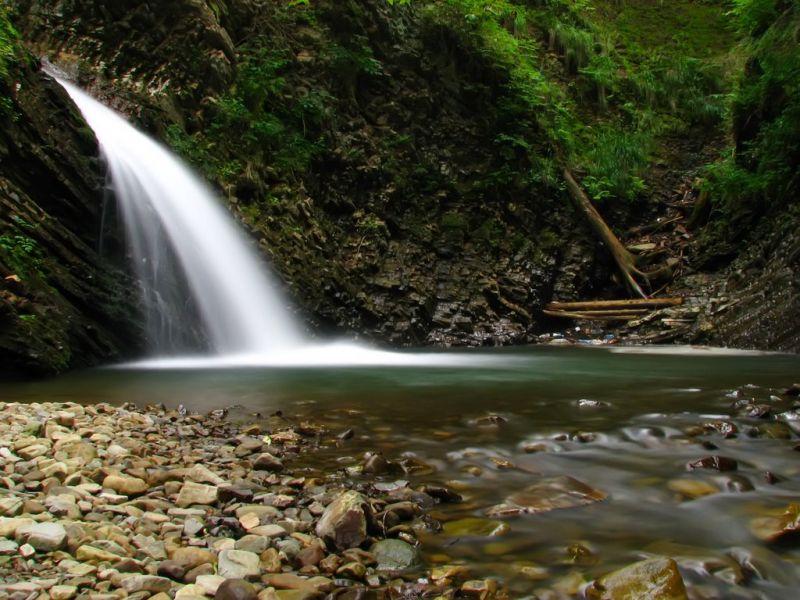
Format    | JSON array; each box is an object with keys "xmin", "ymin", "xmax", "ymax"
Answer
[
  {"xmin": 120, "ymin": 575, "xmax": 173, "ymax": 594},
  {"xmin": 50, "ymin": 585, "xmax": 78, "ymax": 600},
  {"xmin": 585, "ymin": 557, "xmax": 687, "ymax": 599},
  {"xmin": 218, "ymin": 549, "xmax": 260, "ymax": 579},
  {"xmin": 315, "ymin": 491, "xmax": 369, "ymax": 551},
  {"xmin": 173, "ymin": 547, "xmax": 216, "ymax": 570},
  {"xmin": 686, "ymin": 455, "xmax": 737, "ymax": 472},
  {"xmin": 253, "ymin": 453, "xmax": 284, "ymax": 472},
  {"xmin": 196, "ymin": 575, "xmax": 226, "ymax": 595},
  {"xmin": 103, "ymin": 474, "xmax": 149, "ymax": 496},
  {"xmin": 751, "ymin": 503, "xmax": 800, "ymax": 543},
  {"xmin": 177, "ymin": 481, "xmax": 219, "ymax": 507},
  {"xmin": 371, "ymin": 539, "xmax": 420, "ymax": 571},
  {"xmin": 156, "ymin": 560, "xmax": 186, "ymax": 580},
  {"xmin": 215, "ymin": 579, "xmax": 257, "ymax": 600},
  {"xmin": 17, "ymin": 521, "xmax": 67, "ymax": 552},
  {"xmin": 503, "ymin": 476, "xmax": 607, "ymax": 514}
]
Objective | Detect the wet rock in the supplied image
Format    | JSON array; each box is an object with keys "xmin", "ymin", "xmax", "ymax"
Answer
[
  {"xmin": 442, "ymin": 517, "xmax": 509, "ymax": 537},
  {"xmin": 461, "ymin": 579, "xmax": 498, "ymax": 597},
  {"xmin": 218, "ymin": 549, "xmax": 260, "ymax": 580},
  {"xmin": 371, "ymin": 539, "xmax": 420, "ymax": 571},
  {"xmin": 177, "ymin": 481, "xmax": 219, "ymax": 507},
  {"xmin": 215, "ymin": 579, "xmax": 257, "ymax": 600},
  {"xmin": 686, "ymin": 455, "xmax": 738, "ymax": 471},
  {"xmin": 315, "ymin": 491, "xmax": 370, "ymax": 551},
  {"xmin": 750, "ymin": 504, "xmax": 800, "ymax": 543},
  {"xmin": 667, "ymin": 479, "xmax": 718, "ymax": 500},
  {"xmin": 419, "ymin": 485, "xmax": 462, "ymax": 503},
  {"xmin": 253, "ymin": 453, "xmax": 284, "ymax": 472},
  {"xmin": 502, "ymin": 476, "xmax": 607, "ymax": 514},
  {"xmin": 585, "ymin": 557, "xmax": 687, "ymax": 599}
]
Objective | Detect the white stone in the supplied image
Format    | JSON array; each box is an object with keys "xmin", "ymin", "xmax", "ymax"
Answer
[{"xmin": 217, "ymin": 549, "xmax": 260, "ymax": 579}]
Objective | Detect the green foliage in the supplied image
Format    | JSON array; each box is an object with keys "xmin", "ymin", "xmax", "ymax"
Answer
[
  {"xmin": 0, "ymin": 4, "xmax": 17, "ymax": 83},
  {"xmin": 703, "ymin": 1, "xmax": 799, "ymax": 238},
  {"xmin": 581, "ymin": 127, "xmax": 650, "ymax": 201},
  {"xmin": 0, "ymin": 233, "xmax": 44, "ymax": 278},
  {"xmin": 729, "ymin": 0, "xmax": 779, "ymax": 35}
]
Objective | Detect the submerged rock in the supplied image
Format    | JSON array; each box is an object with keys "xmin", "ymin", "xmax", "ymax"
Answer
[
  {"xmin": 585, "ymin": 557, "xmax": 688, "ymax": 599},
  {"xmin": 750, "ymin": 504, "xmax": 800, "ymax": 543},
  {"xmin": 371, "ymin": 539, "xmax": 421, "ymax": 571},
  {"xmin": 499, "ymin": 476, "xmax": 607, "ymax": 515}
]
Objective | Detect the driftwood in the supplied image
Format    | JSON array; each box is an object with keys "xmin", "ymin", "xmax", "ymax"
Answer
[
  {"xmin": 546, "ymin": 298, "xmax": 684, "ymax": 311},
  {"xmin": 563, "ymin": 168, "xmax": 674, "ymax": 298},
  {"xmin": 544, "ymin": 297, "xmax": 684, "ymax": 321}
]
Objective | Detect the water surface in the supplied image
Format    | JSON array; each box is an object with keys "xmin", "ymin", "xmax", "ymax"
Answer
[{"xmin": 4, "ymin": 345, "xmax": 800, "ymax": 598}]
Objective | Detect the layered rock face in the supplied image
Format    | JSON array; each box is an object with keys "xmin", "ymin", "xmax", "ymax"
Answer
[
  {"xmin": 10, "ymin": 0, "xmax": 599, "ymax": 354},
  {"xmin": 0, "ymin": 57, "xmax": 141, "ymax": 376}
]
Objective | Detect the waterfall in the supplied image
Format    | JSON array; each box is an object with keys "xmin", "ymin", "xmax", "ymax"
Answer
[{"xmin": 56, "ymin": 78, "xmax": 302, "ymax": 355}]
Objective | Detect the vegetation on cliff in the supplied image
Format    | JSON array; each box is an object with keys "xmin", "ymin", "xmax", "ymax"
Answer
[{"xmin": 2, "ymin": 0, "xmax": 800, "ymax": 372}]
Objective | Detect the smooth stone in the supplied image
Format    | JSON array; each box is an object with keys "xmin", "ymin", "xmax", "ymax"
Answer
[
  {"xmin": 667, "ymin": 479, "xmax": 718, "ymax": 500},
  {"xmin": 0, "ymin": 497, "xmax": 23, "ymax": 516},
  {"xmin": 120, "ymin": 575, "xmax": 173, "ymax": 594},
  {"xmin": 215, "ymin": 579, "xmax": 257, "ymax": 600},
  {"xmin": 17, "ymin": 521, "xmax": 67, "ymax": 552},
  {"xmin": 248, "ymin": 524, "xmax": 286, "ymax": 538},
  {"xmin": 103, "ymin": 474, "xmax": 149, "ymax": 497},
  {"xmin": 217, "ymin": 549, "xmax": 260, "ymax": 580},
  {"xmin": 76, "ymin": 544, "xmax": 123, "ymax": 563},
  {"xmin": 234, "ymin": 535, "xmax": 269, "ymax": 554},
  {"xmin": 187, "ymin": 464, "xmax": 227, "ymax": 486},
  {"xmin": 504, "ymin": 476, "xmax": 607, "ymax": 514},
  {"xmin": 195, "ymin": 575, "xmax": 226, "ymax": 596},
  {"xmin": 50, "ymin": 585, "xmax": 78, "ymax": 600},
  {"xmin": 157, "ymin": 560, "xmax": 186, "ymax": 581},
  {"xmin": 315, "ymin": 491, "xmax": 369, "ymax": 551},
  {"xmin": 253, "ymin": 454, "xmax": 284, "ymax": 472},
  {"xmin": 175, "ymin": 584, "xmax": 207, "ymax": 598},
  {"xmin": 751, "ymin": 503, "xmax": 800, "ymax": 543},
  {"xmin": 370, "ymin": 539, "xmax": 420, "ymax": 571},
  {"xmin": 173, "ymin": 547, "xmax": 217, "ymax": 570},
  {"xmin": 585, "ymin": 557, "xmax": 687, "ymax": 599},
  {"xmin": 0, "ymin": 539, "xmax": 18, "ymax": 554},
  {"xmin": 177, "ymin": 482, "xmax": 219, "ymax": 507}
]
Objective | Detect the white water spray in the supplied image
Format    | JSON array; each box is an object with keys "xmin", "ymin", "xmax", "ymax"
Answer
[{"xmin": 57, "ymin": 78, "xmax": 302, "ymax": 355}]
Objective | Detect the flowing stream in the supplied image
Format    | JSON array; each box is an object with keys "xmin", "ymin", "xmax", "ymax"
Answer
[{"xmin": 6, "ymin": 346, "xmax": 800, "ymax": 597}]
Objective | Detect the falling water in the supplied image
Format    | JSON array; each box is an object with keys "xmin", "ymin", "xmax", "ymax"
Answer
[{"xmin": 57, "ymin": 78, "xmax": 303, "ymax": 355}]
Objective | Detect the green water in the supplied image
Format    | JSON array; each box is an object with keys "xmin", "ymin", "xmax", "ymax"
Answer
[{"xmin": 4, "ymin": 345, "xmax": 800, "ymax": 597}]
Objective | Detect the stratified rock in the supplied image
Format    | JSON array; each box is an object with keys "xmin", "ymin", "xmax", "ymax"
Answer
[
  {"xmin": 215, "ymin": 579, "xmax": 257, "ymax": 600},
  {"xmin": 503, "ymin": 476, "xmax": 607, "ymax": 514},
  {"xmin": 217, "ymin": 549, "xmax": 260, "ymax": 580},
  {"xmin": 585, "ymin": 557, "xmax": 687, "ymax": 600},
  {"xmin": 315, "ymin": 491, "xmax": 370, "ymax": 551},
  {"xmin": 371, "ymin": 539, "xmax": 420, "ymax": 571}
]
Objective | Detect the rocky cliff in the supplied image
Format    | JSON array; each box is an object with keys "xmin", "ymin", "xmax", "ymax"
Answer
[{"xmin": 0, "ymin": 54, "xmax": 141, "ymax": 376}]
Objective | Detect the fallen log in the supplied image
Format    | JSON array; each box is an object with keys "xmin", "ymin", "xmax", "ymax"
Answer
[
  {"xmin": 545, "ymin": 298, "xmax": 684, "ymax": 311},
  {"xmin": 543, "ymin": 309, "xmax": 643, "ymax": 321}
]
